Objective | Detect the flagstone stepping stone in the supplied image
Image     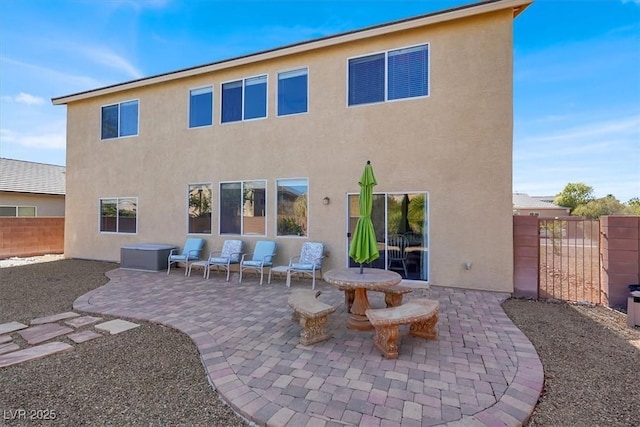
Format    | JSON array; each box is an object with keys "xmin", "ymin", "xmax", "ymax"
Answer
[
  {"xmin": 0, "ymin": 341, "xmax": 73, "ymax": 368},
  {"xmin": 0, "ymin": 343, "xmax": 20, "ymax": 355},
  {"xmin": 65, "ymin": 315, "xmax": 102, "ymax": 328},
  {"xmin": 95, "ymin": 319, "xmax": 140, "ymax": 335},
  {"xmin": 18, "ymin": 323, "xmax": 74, "ymax": 345},
  {"xmin": 0, "ymin": 321, "xmax": 27, "ymax": 335},
  {"xmin": 0, "ymin": 335, "xmax": 12, "ymax": 344},
  {"xmin": 67, "ymin": 330, "xmax": 103, "ymax": 344},
  {"xmin": 31, "ymin": 311, "xmax": 79, "ymax": 325}
]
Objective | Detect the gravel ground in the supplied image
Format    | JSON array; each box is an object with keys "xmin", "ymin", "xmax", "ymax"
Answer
[
  {"xmin": 502, "ymin": 299, "xmax": 640, "ymax": 427},
  {"xmin": 0, "ymin": 260, "xmax": 247, "ymax": 426},
  {"xmin": 1, "ymin": 259, "xmax": 639, "ymax": 426}
]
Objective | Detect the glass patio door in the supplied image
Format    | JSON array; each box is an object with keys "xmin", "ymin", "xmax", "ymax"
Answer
[{"xmin": 347, "ymin": 192, "xmax": 429, "ymax": 281}]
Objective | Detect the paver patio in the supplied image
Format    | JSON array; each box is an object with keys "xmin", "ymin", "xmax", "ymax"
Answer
[{"xmin": 74, "ymin": 268, "xmax": 543, "ymax": 427}]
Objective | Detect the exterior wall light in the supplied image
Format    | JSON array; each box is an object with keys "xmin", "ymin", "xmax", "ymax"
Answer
[{"xmin": 323, "ymin": 197, "xmax": 330, "ymax": 205}]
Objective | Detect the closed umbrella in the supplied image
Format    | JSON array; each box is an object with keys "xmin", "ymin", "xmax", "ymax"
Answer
[{"xmin": 349, "ymin": 161, "xmax": 380, "ymax": 273}]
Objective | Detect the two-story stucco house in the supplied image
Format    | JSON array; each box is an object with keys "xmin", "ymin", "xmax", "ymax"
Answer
[{"xmin": 52, "ymin": 0, "xmax": 532, "ymax": 293}]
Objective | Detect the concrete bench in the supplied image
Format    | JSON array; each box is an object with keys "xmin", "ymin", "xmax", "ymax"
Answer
[
  {"xmin": 365, "ymin": 297, "xmax": 439, "ymax": 359},
  {"xmin": 287, "ymin": 289, "xmax": 336, "ymax": 345},
  {"xmin": 342, "ymin": 285, "xmax": 414, "ymax": 313}
]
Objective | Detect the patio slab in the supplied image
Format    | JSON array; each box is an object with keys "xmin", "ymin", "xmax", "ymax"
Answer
[
  {"xmin": 74, "ymin": 268, "xmax": 544, "ymax": 427},
  {"xmin": 95, "ymin": 319, "xmax": 140, "ymax": 335},
  {"xmin": 0, "ymin": 321, "xmax": 28, "ymax": 335},
  {"xmin": 67, "ymin": 330, "xmax": 103, "ymax": 344},
  {"xmin": 0, "ymin": 341, "xmax": 73, "ymax": 368},
  {"xmin": 31, "ymin": 311, "xmax": 80, "ymax": 325},
  {"xmin": 0, "ymin": 335, "xmax": 12, "ymax": 344},
  {"xmin": 65, "ymin": 315, "xmax": 102, "ymax": 328},
  {"xmin": 0, "ymin": 343, "xmax": 20, "ymax": 355},
  {"xmin": 18, "ymin": 323, "xmax": 74, "ymax": 345}
]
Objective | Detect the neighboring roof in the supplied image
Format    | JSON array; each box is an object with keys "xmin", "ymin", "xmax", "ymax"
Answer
[
  {"xmin": 513, "ymin": 193, "xmax": 566, "ymax": 210},
  {"xmin": 52, "ymin": 0, "xmax": 532, "ymax": 105},
  {"xmin": 0, "ymin": 158, "xmax": 66, "ymax": 195}
]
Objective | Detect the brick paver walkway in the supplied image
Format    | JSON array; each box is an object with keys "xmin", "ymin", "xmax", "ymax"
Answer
[{"xmin": 74, "ymin": 269, "xmax": 543, "ymax": 426}]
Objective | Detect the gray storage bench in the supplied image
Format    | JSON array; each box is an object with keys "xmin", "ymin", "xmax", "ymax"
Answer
[{"xmin": 120, "ymin": 244, "xmax": 177, "ymax": 271}]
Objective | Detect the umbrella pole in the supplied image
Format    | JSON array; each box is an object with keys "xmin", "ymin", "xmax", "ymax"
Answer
[{"xmin": 359, "ymin": 263, "xmax": 364, "ymax": 274}]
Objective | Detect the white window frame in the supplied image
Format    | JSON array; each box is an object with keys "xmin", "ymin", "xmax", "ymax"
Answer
[
  {"xmin": 100, "ymin": 99, "xmax": 140, "ymax": 140},
  {"xmin": 98, "ymin": 197, "xmax": 138, "ymax": 234},
  {"xmin": 346, "ymin": 42, "xmax": 430, "ymax": 108},
  {"xmin": 276, "ymin": 67, "xmax": 309, "ymax": 117},
  {"xmin": 275, "ymin": 177, "xmax": 309, "ymax": 238},
  {"xmin": 188, "ymin": 86, "xmax": 213, "ymax": 129},
  {"xmin": 0, "ymin": 205, "xmax": 37, "ymax": 217},
  {"xmin": 218, "ymin": 179, "xmax": 267, "ymax": 236},
  {"xmin": 187, "ymin": 183, "xmax": 213, "ymax": 235},
  {"xmin": 220, "ymin": 74, "xmax": 268, "ymax": 123}
]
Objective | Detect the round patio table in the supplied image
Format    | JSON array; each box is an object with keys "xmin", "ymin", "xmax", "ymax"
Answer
[{"xmin": 323, "ymin": 268, "xmax": 402, "ymax": 331}]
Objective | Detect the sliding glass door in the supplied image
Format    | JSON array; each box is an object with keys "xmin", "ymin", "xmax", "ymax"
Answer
[{"xmin": 347, "ymin": 192, "xmax": 429, "ymax": 281}]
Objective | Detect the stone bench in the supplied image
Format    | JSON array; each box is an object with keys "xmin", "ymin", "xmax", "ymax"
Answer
[
  {"xmin": 287, "ymin": 289, "xmax": 336, "ymax": 345},
  {"xmin": 365, "ymin": 297, "xmax": 439, "ymax": 359},
  {"xmin": 341, "ymin": 285, "xmax": 414, "ymax": 312}
]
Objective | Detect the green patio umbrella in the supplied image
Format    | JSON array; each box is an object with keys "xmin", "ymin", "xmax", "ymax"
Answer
[{"xmin": 349, "ymin": 160, "xmax": 380, "ymax": 273}]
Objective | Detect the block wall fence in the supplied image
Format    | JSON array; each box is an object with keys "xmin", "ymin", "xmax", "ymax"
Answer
[
  {"xmin": 0, "ymin": 217, "xmax": 64, "ymax": 259},
  {"xmin": 514, "ymin": 215, "xmax": 640, "ymax": 310}
]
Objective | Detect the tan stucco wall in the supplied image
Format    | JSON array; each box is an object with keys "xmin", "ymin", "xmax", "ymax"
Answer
[
  {"xmin": 0, "ymin": 192, "xmax": 65, "ymax": 216},
  {"xmin": 63, "ymin": 9, "xmax": 515, "ymax": 292}
]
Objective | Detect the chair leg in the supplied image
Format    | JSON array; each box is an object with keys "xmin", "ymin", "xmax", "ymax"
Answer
[
  {"xmin": 285, "ymin": 270, "xmax": 291, "ymax": 288},
  {"xmin": 167, "ymin": 261, "xmax": 171, "ymax": 275},
  {"xmin": 225, "ymin": 266, "xmax": 231, "ymax": 282},
  {"xmin": 259, "ymin": 269, "xmax": 264, "ymax": 286},
  {"xmin": 184, "ymin": 262, "xmax": 189, "ymax": 276},
  {"xmin": 239, "ymin": 267, "xmax": 243, "ymax": 283},
  {"xmin": 311, "ymin": 272, "xmax": 315, "ymax": 290}
]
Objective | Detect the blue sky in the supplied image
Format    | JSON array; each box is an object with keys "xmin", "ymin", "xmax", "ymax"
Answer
[{"xmin": 0, "ymin": 0, "xmax": 638, "ymax": 202}]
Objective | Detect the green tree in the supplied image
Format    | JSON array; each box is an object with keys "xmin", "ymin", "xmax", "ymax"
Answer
[
  {"xmin": 572, "ymin": 195, "xmax": 625, "ymax": 219},
  {"xmin": 625, "ymin": 197, "xmax": 640, "ymax": 215},
  {"xmin": 554, "ymin": 183, "xmax": 595, "ymax": 212}
]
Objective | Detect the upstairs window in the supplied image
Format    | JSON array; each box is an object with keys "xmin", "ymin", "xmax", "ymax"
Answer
[
  {"xmin": 221, "ymin": 75, "xmax": 267, "ymax": 123},
  {"xmin": 189, "ymin": 87, "xmax": 213, "ymax": 128},
  {"xmin": 348, "ymin": 44, "xmax": 429, "ymax": 106},
  {"xmin": 100, "ymin": 197, "xmax": 137, "ymax": 233},
  {"xmin": 101, "ymin": 100, "xmax": 139, "ymax": 139},
  {"xmin": 278, "ymin": 68, "xmax": 308, "ymax": 116}
]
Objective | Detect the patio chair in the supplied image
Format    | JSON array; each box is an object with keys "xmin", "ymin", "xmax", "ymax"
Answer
[
  {"xmin": 203, "ymin": 239, "xmax": 244, "ymax": 281},
  {"xmin": 286, "ymin": 242, "xmax": 325, "ymax": 290},
  {"xmin": 239, "ymin": 240, "xmax": 277, "ymax": 285},
  {"xmin": 167, "ymin": 238, "xmax": 205, "ymax": 275},
  {"xmin": 387, "ymin": 234, "xmax": 409, "ymax": 277}
]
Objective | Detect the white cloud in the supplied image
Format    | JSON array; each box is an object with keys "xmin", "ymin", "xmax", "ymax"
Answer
[
  {"xmin": 78, "ymin": 46, "xmax": 144, "ymax": 79},
  {"xmin": 524, "ymin": 116, "xmax": 640, "ymax": 144},
  {"xmin": 0, "ymin": 121, "xmax": 66, "ymax": 151},
  {"xmin": 0, "ymin": 56, "xmax": 103, "ymax": 93},
  {"xmin": 14, "ymin": 92, "xmax": 45, "ymax": 105}
]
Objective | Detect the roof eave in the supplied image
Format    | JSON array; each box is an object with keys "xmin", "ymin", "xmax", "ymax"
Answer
[{"xmin": 52, "ymin": 0, "xmax": 533, "ymax": 105}]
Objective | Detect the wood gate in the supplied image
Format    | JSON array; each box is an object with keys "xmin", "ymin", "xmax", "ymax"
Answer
[{"xmin": 538, "ymin": 218, "xmax": 601, "ymax": 304}]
